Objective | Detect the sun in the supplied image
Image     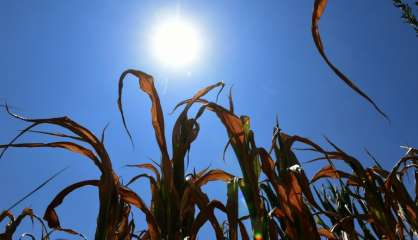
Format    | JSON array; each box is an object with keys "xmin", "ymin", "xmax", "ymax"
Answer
[{"xmin": 151, "ymin": 17, "xmax": 202, "ymax": 69}]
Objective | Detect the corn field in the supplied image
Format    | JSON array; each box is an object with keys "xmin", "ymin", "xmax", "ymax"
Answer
[{"xmin": 1, "ymin": 0, "xmax": 417, "ymax": 239}]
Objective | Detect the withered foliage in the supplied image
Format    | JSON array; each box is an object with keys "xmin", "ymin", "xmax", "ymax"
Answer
[
  {"xmin": 312, "ymin": 0, "xmax": 388, "ymax": 120},
  {"xmin": 1, "ymin": 1, "xmax": 417, "ymax": 239},
  {"xmin": 2, "ymin": 72, "xmax": 417, "ymax": 240}
]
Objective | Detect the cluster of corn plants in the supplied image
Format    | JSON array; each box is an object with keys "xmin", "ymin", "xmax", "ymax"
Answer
[
  {"xmin": 1, "ymin": 70, "xmax": 417, "ymax": 239},
  {"xmin": 1, "ymin": 1, "xmax": 417, "ymax": 239}
]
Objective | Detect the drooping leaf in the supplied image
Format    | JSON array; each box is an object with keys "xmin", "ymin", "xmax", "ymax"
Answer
[
  {"xmin": 118, "ymin": 69, "xmax": 171, "ymax": 183},
  {"xmin": 119, "ymin": 187, "xmax": 160, "ymax": 239},
  {"xmin": 311, "ymin": 0, "xmax": 388, "ymax": 119},
  {"xmin": 0, "ymin": 109, "xmax": 111, "ymax": 171},
  {"xmin": 194, "ymin": 169, "xmax": 234, "ymax": 187},
  {"xmin": 127, "ymin": 163, "xmax": 161, "ymax": 183},
  {"xmin": 0, "ymin": 142, "xmax": 102, "ymax": 171},
  {"xmin": 311, "ymin": 164, "xmax": 355, "ymax": 183},
  {"xmin": 44, "ymin": 180, "xmax": 99, "ymax": 235},
  {"xmin": 237, "ymin": 217, "xmax": 250, "ymax": 240},
  {"xmin": 189, "ymin": 200, "xmax": 226, "ymax": 240}
]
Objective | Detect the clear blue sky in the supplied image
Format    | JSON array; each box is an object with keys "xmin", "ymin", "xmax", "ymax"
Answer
[{"xmin": 1, "ymin": 0, "xmax": 417, "ymax": 238}]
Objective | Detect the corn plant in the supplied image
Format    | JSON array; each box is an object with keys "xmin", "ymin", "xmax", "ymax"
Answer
[
  {"xmin": 1, "ymin": 76, "xmax": 418, "ymax": 239},
  {"xmin": 118, "ymin": 69, "xmax": 234, "ymax": 239},
  {"xmin": 1, "ymin": 1, "xmax": 417, "ymax": 239},
  {"xmin": 172, "ymin": 94, "xmax": 272, "ymax": 238},
  {"xmin": 0, "ymin": 107, "xmax": 157, "ymax": 239},
  {"xmin": 310, "ymin": 141, "xmax": 418, "ymax": 239}
]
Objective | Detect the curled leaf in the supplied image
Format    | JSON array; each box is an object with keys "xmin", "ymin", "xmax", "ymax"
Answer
[
  {"xmin": 44, "ymin": 180, "xmax": 99, "ymax": 235},
  {"xmin": 312, "ymin": 0, "xmax": 388, "ymax": 119}
]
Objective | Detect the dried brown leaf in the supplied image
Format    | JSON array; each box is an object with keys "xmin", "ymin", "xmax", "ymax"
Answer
[
  {"xmin": 44, "ymin": 180, "xmax": 99, "ymax": 235},
  {"xmin": 119, "ymin": 187, "xmax": 160, "ymax": 239},
  {"xmin": 311, "ymin": 164, "xmax": 353, "ymax": 182},
  {"xmin": 194, "ymin": 169, "xmax": 234, "ymax": 187},
  {"xmin": 118, "ymin": 69, "xmax": 171, "ymax": 183},
  {"xmin": 312, "ymin": 0, "xmax": 388, "ymax": 119},
  {"xmin": 317, "ymin": 228, "xmax": 337, "ymax": 240},
  {"xmin": 127, "ymin": 163, "xmax": 161, "ymax": 183}
]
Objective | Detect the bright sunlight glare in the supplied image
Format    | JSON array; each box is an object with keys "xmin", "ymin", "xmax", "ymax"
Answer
[{"xmin": 151, "ymin": 17, "xmax": 202, "ymax": 69}]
